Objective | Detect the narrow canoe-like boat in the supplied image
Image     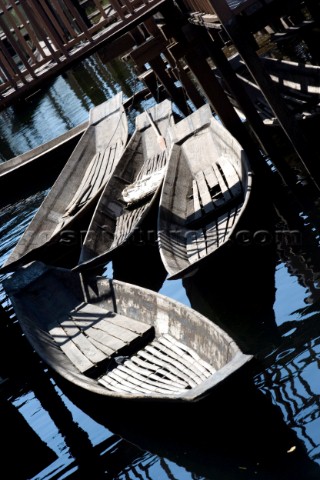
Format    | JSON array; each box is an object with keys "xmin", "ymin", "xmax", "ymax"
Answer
[
  {"xmin": 78, "ymin": 99, "xmax": 174, "ymax": 269},
  {"xmin": 0, "ymin": 121, "xmax": 87, "ymax": 195},
  {"xmin": 1, "ymin": 92, "xmax": 128, "ymax": 273},
  {"xmin": 2, "ymin": 261, "xmax": 251, "ymax": 402},
  {"xmin": 158, "ymin": 104, "xmax": 253, "ymax": 280}
]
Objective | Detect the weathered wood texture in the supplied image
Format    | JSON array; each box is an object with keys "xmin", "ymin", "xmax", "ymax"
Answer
[
  {"xmin": 78, "ymin": 98, "xmax": 174, "ymax": 269},
  {"xmin": 3, "ymin": 261, "xmax": 251, "ymax": 401},
  {"xmin": 158, "ymin": 103, "xmax": 252, "ymax": 279},
  {"xmin": 223, "ymin": 54, "xmax": 320, "ymax": 121},
  {"xmin": 0, "ymin": 0, "xmax": 167, "ymax": 109},
  {"xmin": 1, "ymin": 92, "xmax": 128, "ymax": 273}
]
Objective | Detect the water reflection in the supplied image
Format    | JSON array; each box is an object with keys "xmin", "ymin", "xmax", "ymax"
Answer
[
  {"xmin": 0, "ymin": 53, "xmax": 145, "ymax": 161},
  {"xmin": 1, "ymin": 43, "xmax": 320, "ymax": 479}
]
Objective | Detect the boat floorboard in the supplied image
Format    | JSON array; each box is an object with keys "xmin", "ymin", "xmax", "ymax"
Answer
[
  {"xmin": 49, "ymin": 302, "xmax": 154, "ymax": 374},
  {"xmin": 98, "ymin": 333, "xmax": 216, "ymax": 394}
]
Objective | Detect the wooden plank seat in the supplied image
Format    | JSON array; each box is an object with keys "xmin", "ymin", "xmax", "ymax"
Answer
[
  {"xmin": 186, "ymin": 162, "xmax": 244, "ymax": 229},
  {"xmin": 48, "ymin": 302, "xmax": 154, "ymax": 377},
  {"xmin": 98, "ymin": 333, "xmax": 216, "ymax": 395},
  {"xmin": 186, "ymin": 204, "xmax": 242, "ymax": 263}
]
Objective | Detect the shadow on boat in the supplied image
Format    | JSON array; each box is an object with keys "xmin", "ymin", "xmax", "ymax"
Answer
[{"xmin": 110, "ymin": 194, "xmax": 168, "ymax": 291}]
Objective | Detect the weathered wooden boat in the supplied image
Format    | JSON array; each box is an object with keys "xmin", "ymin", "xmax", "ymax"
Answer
[
  {"xmin": 77, "ymin": 99, "xmax": 174, "ymax": 269},
  {"xmin": 2, "ymin": 261, "xmax": 251, "ymax": 402},
  {"xmin": 1, "ymin": 92, "xmax": 128, "ymax": 274},
  {"xmin": 157, "ymin": 103, "xmax": 253, "ymax": 280},
  {"xmin": 0, "ymin": 121, "xmax": 87, "ymax": 196},
  {"xmin": 216, "ymin": 54, "xmax": 320, "ymax": 125}
]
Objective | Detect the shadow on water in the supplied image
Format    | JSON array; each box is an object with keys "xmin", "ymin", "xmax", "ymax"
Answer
[
  {"xmin": 52, "ymin": 362, "xmax": 320, "ymax": 480},
  {"xmin": 2, "ymin": 31, "xmax": 320, "ymax": 478}
]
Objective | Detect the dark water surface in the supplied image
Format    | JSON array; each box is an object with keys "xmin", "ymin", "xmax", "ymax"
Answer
[{"xmin": 1, "ymin": 48, "xmax": 320, "ymax": 479}]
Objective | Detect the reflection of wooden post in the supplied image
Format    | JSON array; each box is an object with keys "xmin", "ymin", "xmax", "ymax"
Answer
[
  {"xmin": 130, "ymin": 36, "xmax": 190, "ymax": 115},
  {"xmin": 210, "ymin": 0, "xmax": 320, "ymax": 192}
]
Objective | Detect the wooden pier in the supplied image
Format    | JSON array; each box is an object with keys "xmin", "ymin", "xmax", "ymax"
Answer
[
  {"xmin": 1, "ymin": 0, "xmax": 320, "ymax": 193},
  {"xmin": 0, "ymin": 0, "xmax": 167, "ymax": 108}
]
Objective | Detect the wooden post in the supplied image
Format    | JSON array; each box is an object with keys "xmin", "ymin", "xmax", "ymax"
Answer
[
  {"xmin": 201, "ymin": 28, "xmax": 301, "ymax": 189},
  {"xmin": 129, "ymin": 36, "xmax": 190, "ymax": 115},
  {"xmin": 210, "ymin": 0, "xmax": 320, "ymax": 192}
]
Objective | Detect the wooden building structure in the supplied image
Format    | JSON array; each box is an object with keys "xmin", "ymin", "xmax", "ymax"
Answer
[
  {"xmin": 1, "ymin": 0, "xmax": 320, "ymax": 191},
  {"xmin": 0, "ymin": 0, "xmax": 166, "ymax": 107}
]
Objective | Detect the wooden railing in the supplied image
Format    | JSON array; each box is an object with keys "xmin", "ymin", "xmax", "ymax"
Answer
[{"xmin": 0, "ymin": 0, "xmax": 161, "ymax": 100}]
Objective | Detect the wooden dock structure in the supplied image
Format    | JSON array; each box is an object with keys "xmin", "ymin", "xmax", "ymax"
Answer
[
  {"xmin": 1, "ymin": 0, "xmax": 320, "ymax": 192},
  {"xmin": 0, "ymin": 0, "xmax": 167, "ymax": 108}
]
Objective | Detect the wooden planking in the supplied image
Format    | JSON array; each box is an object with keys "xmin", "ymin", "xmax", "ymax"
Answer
[
  {"xmin": 195, "ymin": 170, "xmax": 215, "ymax": 214},
  {"xmin": 80, "ymin": 302, "xmax": 152, "ymax": 335},
  {"xmin": 163, "ymin": 334, "xmax": 216, "ymax": 373},
  {"xmin": 72, "ymin": 313, "xmax": 140, "ymax": 343},
  {"xmin": 144, "ymin": 344, "xmax": 202, "ymax": 385},
  {"xmin": 48, "ymin": 295, "xmax": 153, "ymax": 373},
  {"xmin": 203, "ymin": 165, "xmax": 219, "ymax": 190},
  {"xmin": 218, "ymin": 158, "xmax": 242, "ymax": 196},
  {"xmin": 111, "ymin": 203, "xmax": 148, "ymax": 248},
  {"xmin": 211, "ymin": 161, "xmax": 232, "ymax": 202},
  {"xmin": 97, "ymin": 332, "xmax": 216, "ymax": 394},
  {"xmin": 110, "ymin": 366, "xmax": 180, "ymax": 393},
  {"xmin": 186, "ymin": 229, "xmax": 201, "ymax": 263},
  {"xmin": 63, "ymin": 142, "xmax": 120, "ymax": 216},
  {"xmin": 63, "ymin": 151, "xmax": 99, "ymax": 216},
  {"xmin": 122, "ymin": 359, "xmax": 187, "ymax": 389},
  {"xmin": 99, "ymin": 374, "xmax": 142, "ymax": 394},
  {"xmin": 137, "ymin": 349, "xmax": 198, "ymax": 387},
  {"xmin": 153, "ymin": 339, "xmax": 207, "ymax": 381},
  {"xmin": 49, "ymin": 324, "xmax": 96, "ymax": 373},
  {"xmin": 130, "ymin": 355, "xmax": 189, "ymax": 387},
  {"xmin": 83, "ymin": 325, "xmax": 127, "ymax": 352},
  {"xmin": 158, "ymin": 336, "xmax": 213, "ymax": 377},
  {"xmin": 202, "ymin": 221, "xmax": 219, "ymax": 251},
  {"xmin": 191, "ymin": 179, "xmax": 202, "ymax": 220},
  {"xmin": 71, "ymin": 302, "xmax": 153, "ymax": 342}
]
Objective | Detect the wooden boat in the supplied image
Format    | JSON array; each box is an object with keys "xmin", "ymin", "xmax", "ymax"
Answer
[
  {"xmin": 0, "ymin": 121, "xmax": 87, "ymax": 195},
  {"xmin": 77, "ymin": 99, "xmax": 174, "ymax": 269},
  {"xmin": 1, "ymin": 92, "xmax": 128, "ymax": 273},
  {"xmin": 157, "ymin": 103, "xmax": 253, "ymax": 280},
  {"xmin": 2, "ymin": 261, "xmax": 251, "ymax": 402}
]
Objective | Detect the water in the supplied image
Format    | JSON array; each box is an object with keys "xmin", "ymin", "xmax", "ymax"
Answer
[{"xmin": 1, "ymin": 48, "xmax": 320, "ymax": 479}]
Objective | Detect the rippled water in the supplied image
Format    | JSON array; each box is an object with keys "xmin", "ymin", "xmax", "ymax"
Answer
[{"xmin": 1, "ymin": 48, "xmax": 320, "ymax": 479}]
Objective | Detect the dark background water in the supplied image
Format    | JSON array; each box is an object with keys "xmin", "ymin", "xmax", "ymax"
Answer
[{"xmin": 1, "ymin": 46, "xmax": 320, "ymax": 479}]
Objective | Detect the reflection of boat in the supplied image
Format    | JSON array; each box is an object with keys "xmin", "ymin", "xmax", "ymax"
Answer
[
  {"xmin": 3, "ymin": 261, "xmax": 251, "ymax": 402},
  {"xmin": 1, "ymin": 93, "xmax": 128, "ymax": 274},
  {"xmin": 158, "ymin": 103, "xmax": 253, "ymax": 280},
  {"xmin": 78, "ymin": 99, "xmax": 174, "ymax": 270}
]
